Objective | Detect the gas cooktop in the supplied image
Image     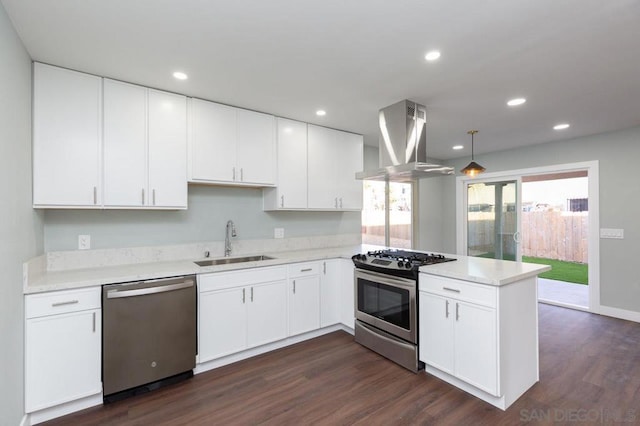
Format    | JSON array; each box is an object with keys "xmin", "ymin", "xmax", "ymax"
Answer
[{"xmin": 352, "ymin": 249, "xmax": 456, "ymax": 279}]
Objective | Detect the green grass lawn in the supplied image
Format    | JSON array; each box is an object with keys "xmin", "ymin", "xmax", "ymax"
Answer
[{"xmin": 522, "ymin": 256, "xmax": 588, "ymax": 285}]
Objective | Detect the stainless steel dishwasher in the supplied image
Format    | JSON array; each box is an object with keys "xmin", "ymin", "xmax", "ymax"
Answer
[{"xmin": 102, "ymin": 275, "xmax": 197, "ymax": 402}]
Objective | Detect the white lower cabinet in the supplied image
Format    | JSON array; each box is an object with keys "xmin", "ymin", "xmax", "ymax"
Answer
[
  {"xmin": 340, "ymin": 260, "xmax": 356, "ymax": 329},
  {"xmin": 419, "ymin": 292, "xmax": 497, "ymax": 394},
  {"xmin": 320, "ymin": 259, "xmax": 341, "ymax": 327},
  {"xmin": 287, "ymin": 262, "xmax": 321, "ymax": 336},
  {"xmin": 419, "ymin": 273, "xmax": 539, "ymax": 410},
  {"xmin": 198, "ymin": 266, "xmax": 287, "ymax": 362},
  {"xmin": 25, "ymin": 288, "xmax": 102, "ymax": 413}
]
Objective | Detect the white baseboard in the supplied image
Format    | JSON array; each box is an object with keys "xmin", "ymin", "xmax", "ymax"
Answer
[
  {"xmin": 19, "ymin": 414, "xmax": 30, "ymax": 426},
  {"xmin": 28, "ymin": 394, "xmax": 103, "ymax": 425},
  {"xmin": 598, "ymin": 305, "xmax": 640, "ymax": 323}
]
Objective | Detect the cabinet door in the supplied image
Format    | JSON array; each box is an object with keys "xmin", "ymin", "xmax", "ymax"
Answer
[
  {"xmin": 189, "ymin": 99, "xmax": 237, "ymax": 182},
  {"xmin": 307, "ymin": 124, "xmax": 338, "ymax": 209},
  {"xmin": 275, "ymin": 118, "xmax": 307, "ymax": 208},
  {"xmin": 199, "ymin": 288, "xmax": 247, "ymax": 361},
  {"xmin": 237, "ymin": 109, "xmax": 275, "ymax": 185},
  {"xmin": 247, "ymin": 281, "xmax": 287, "ymax": 347},
  {"xmin": 336, "ymin": 132, "xmax": 363, "ymax": 210},
  {"xmin": 103, "ymin": 79, "xmax": 148, "ymax": 206},
  {"xmin": 25, "ymin": 310, "xmax": 101, "ymax": 412},
  {"xmin": 454, "ymin": 300, "xmax": 498, "ymax": 395},
  {"xmin": 148, "ymin": 89, "xmax": 188, "ymax": 208},
  {"xmin": 340, "ymin": 260, "xmax": 356, "ymax": 328},
  {"xmin": 33, "ymin": 63, "xmax": 102, "ymax": 207},
  {"xmin": 419, "ymin": 292, "xmax": 455, "ymax": 375},
  {"xmin": 288, "ymin": 275, "xmax": 321, "ymax": 335},
  {"xmin": 320, "ymin": 260, "xmax": 341, "ymax": 327}
]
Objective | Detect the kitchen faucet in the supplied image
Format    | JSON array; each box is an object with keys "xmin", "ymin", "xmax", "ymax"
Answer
[{"xmin": 225, "ymin": 220, "xmax": 237, "ymax": 257}]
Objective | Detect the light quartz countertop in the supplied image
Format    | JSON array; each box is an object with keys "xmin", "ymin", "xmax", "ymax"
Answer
[
  {"xmin": 419, "ymin": 255, "xmax": 551, "ymax": 286},
  {"xmin": 24, "ymin": 244, "xmax": 551, "ymax": 294},
  {"xmin": 24, "ymin": 245, "xmax": 369, "ymax": 294}
]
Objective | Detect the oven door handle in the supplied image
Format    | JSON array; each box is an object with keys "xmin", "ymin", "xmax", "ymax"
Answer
[{"xmin": 354, "ymin": 269, "xmax": 416, "ymax": 290}]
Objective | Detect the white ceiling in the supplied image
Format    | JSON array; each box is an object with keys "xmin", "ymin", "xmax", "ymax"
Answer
[{"xmin": 3, "ymin": 0, "xmax": 640, "ymax": 160}]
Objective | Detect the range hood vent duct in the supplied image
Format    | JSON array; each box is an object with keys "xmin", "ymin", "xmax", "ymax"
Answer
[{"xmin": 355, "ymin": 100, "xmax": 454, "ymax": 181}]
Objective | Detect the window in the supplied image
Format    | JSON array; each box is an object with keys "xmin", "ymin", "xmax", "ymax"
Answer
[{"xmin": 362, "ymin": 181, "xmax": 412, "ymax": 248}]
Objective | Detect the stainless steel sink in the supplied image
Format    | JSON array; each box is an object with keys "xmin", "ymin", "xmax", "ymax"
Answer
[{"xmin": 194, "ymin": 255, "xmax": 274, "ymax": 267}]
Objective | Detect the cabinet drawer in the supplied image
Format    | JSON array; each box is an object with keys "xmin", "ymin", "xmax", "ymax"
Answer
[
  {"xmin": 287, "ymin": 262, "xmax": 320, "ymax": 278},
  {"xmin": 26, "ymin": 287, "xmax": 101, "ymax": 319},
  {"xmin": 199, "ymin": 266, "xmax": 287, "ymax": 292},
  {"xmin": 419, "ymin": 274, "xmax": 496, "ymax": 308}
]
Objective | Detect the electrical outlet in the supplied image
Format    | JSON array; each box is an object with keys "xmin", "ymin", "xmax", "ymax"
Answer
[
  {"xmin": 274, "ymin": 228, "xmax": 285, "ymax": 239},
  {"xmin": 78, "ymin": 235, "xmax": 91, "ymax": 250}
]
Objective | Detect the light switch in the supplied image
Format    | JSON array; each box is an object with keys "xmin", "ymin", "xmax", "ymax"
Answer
[
  {"xmin": 600, "ymin": 228, "xmax": 624, "ymax": 239},
  {"xmin": 274, "ymin": 228, "xmax": 284, "ymax": 239}
]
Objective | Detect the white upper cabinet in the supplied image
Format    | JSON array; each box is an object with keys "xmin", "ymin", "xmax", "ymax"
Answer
[
  {"xmin": 188, "ymin": 99, "xmax": 275, "ymax": 186},
  {"xmin": 236, "ymin": 109, "xmax": 276, "ymax": 185},
  {"xmin": 103, "ymin": 80, "xmax": 147, "ymax": 207},
  {"xmin": 307, "ymin": 124, "xmax": 363, "ymax": 211},
  {"xmin": 263, "ymin": 118, "xmax": 308, "ymax": 210},
  {"xmin": 147, "ymin": 89, "xmax": 188, "ymax": 208},
  {"xmin": 33, "ymin": 63, "xmax": 102, "ymax": 207},
  {"xmin": 189, "ymin": 99, "xmax": 236, "ymax": 182},
  {"xmin": 307, "ymin": 124, "xmax": 338, "ymax": 209},
  {"xmin": 103, "ymin": 80, "xmax": 187, "ymax": 208}
]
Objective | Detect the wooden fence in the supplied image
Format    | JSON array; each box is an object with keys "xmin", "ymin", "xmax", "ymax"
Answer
[
  {"xmin": 521, "ymin": 211, "xmax": 588, "ymax": 263},
  {"xmin": 467, "ymin": 211, "xmax": 587, "ymax": 263}
]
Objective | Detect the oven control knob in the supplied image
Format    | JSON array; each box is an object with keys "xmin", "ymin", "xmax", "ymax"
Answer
[
  {"xmin": 397, "ymin": 261, "xmax": 404, "ymax": 268},
  {"xmin": 405, "ymin": 262, "xmax": 412, "ymax": 268},
  {"xmin": 361, "ymin": 255, "xmax": 367, "ymax": 261}
]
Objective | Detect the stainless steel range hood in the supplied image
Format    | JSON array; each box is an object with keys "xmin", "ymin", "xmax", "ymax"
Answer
[{"xmin": 355, "ymin": 100, "xmax": 454, "ymax": 182}]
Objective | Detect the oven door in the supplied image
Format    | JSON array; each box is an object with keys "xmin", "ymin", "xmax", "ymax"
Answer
[{"xmin": 354, "ymin": 269, "xmax": 416, "ymax": 343}]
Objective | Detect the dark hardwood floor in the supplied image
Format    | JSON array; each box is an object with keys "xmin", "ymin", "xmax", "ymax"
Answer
[{"xmin": 43, "ymin": 304, "xmax": 640, "ymax": 425}]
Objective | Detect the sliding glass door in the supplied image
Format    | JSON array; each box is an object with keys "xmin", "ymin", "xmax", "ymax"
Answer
[{"xmin": 466, "ymin": 180, "xmax": 520, "ymax": 261}]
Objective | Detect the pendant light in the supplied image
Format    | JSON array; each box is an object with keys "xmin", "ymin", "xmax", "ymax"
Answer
[{"xmin": 460, "ymin": 130, "xmax": 486, "ymax": 177}]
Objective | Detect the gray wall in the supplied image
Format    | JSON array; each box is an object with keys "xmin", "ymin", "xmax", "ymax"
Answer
[
  {"xmin": 0, "ymin": 4, "xmax": 44, "ymax": 425},
  {"xmin": 44, "ymin": 185, "xmax": 361, "ymax": 251},
  {"xmin": 421, "ymin": 126, "xmax": 640, "ymax": 314}
]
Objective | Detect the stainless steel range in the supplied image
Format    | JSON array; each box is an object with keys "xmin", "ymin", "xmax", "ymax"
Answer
[{"xmin": 352, "ymin": 249, "xmax": 456, "ymax": 372}]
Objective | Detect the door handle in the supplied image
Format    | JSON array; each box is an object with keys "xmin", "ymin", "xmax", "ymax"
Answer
[
  {"xmin": 142, "ymin": 188, "xmax": 145, "ymax": 205},
  {"xmin": 445, "ymin": 300, "xmax": 449, "ymax": 318},
  {"xmin": 92, "ymin": 312, "xmax": 96, "ymax": 332},
  {"xmin": 250, "ymin": 287, "xmax": 254, "ymax": 302},
  {"xmin": 52, "ymin": 300, "xmax": 79, "ymax": 307},
  {"xmin": 443, "ymin": 287, "xmax": 461, "ymax": 293},
  {"xmin": 242, "ymin": 288, "xmax": 246, "ymax": 303},
  {"xmin": 456, "ymin": 302, "xmax": 460, "ymax": 321},
  {"xmin": 152, "ymin": 189, "xmax": 156, "ymax": 206},
  {"xmin": 281, "ymin": 195, "xmax": 284, "ymax": 208},
  {"xmin": 93, "ymin": 186, "xmax": 97, "ymax": 205},
  {"xmin": 293, "ymin": 280, "xmax": 296, "ymax": 294},
  {"xmin": 233, "ymin": 167, "xmax": 236, "ymax": 181},
  {"xmin": 240, "ymin": 168, "xmax": 244, "ymax": 181},
  {"xmin": 513, "ymin": 231, "xmax": 521, "ymax": 243}
]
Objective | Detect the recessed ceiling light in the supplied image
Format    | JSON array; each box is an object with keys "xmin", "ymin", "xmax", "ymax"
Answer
[
  {"xmin": 452, "ymin": 145, "xmax": 464, "ymax": 150},
  {"xmin": 316, "ymin": 110, "xmax": 326, "ymax": 116},
  {"xmin": 507, "ymin": 98, "xmax": 526, "ymax": 106},
  {"xmin": 553, "ymin": 123, "xmax": 570, "ymax": 130},
  {"xmin": 173, "ymin": 71, "xmax": 188, "ymax": 80},
  {"xmin": 425, "ymin": 51, "xmax": 441, "ymax": 61}
]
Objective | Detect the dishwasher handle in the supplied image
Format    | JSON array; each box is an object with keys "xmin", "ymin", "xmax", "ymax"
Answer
[{"xmin": 107, "ymin": 280, "xmax": 194, "ymax": 299}]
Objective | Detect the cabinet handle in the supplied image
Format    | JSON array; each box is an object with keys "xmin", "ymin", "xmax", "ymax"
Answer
[
  {"xmin": 92, "ymin": 312, "xmax": 96, "ymax": 332},
  {"xmin": 323, "ymin": 262, "xmax": 326, "ymax": 274},
  {"xmin": 233, "ymin": 167, "xmax": 236, "ymax": 181},
  {"xmin": 93, "ymin": 186, "xmax": 97, "ymax": 205},
  {"xmin": 443, "ymin": 287, "xmax": 461, "ymax": 293},
  {"xmin": 281, "ymin": 195, "xmax": 284, "ymax": 208},
  {"xmin": 445, "ymin": 300, "xmax": 449, "ymax": 318},
  {"xmin": 339, "ymin": 198, "xmax": 343, "ymax": 208},
  {"xmin": 335, "ymin": 197, "xmax": 338, "ymax": 208},
  {"xmin": 242, "ymin": 288, "xmax": 246, "ymax": 303},
  {"xmin": 251, "ymin": 287, "xmax": 254, "ymax": 302},
  {"xmin": 152, "ymin": 189, "xmax": 156, "ymax": 206},
  {"xmin": 293, "ymin": 280, "xmax": 296, "ymax": 294},
  {"xmin": 456, "ymin": 302, "xmax": 460, "ymax": 321},
  {"xmin": 142, "ymin": 188, "xmax": 145, "ymax": 205},
  {"xmin": 300, "ymin": 268, "xmax": 313, "ymax": 272},
  {"xmin": 240, "ymin": 168, "xmax": 244, "ymax": 181},
  {"xmin": 52, "ymin": 300, "xmax": 79, "ymax": 307}
]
